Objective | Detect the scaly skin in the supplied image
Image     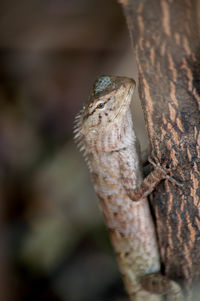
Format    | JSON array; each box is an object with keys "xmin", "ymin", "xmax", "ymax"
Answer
[{"xmin": 74, "ymin": 76, "xmax": 182, "ymax": 301}]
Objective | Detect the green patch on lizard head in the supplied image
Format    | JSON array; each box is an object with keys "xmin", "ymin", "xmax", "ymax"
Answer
[{"xmin": 94, "ymin": 76, "xmax": 112, "ymax": 94}]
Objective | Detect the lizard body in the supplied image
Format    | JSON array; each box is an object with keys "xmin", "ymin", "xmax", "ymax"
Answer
[{"xmin": 74, "ymin": 76, "xmax": 182, "ymax": 300}]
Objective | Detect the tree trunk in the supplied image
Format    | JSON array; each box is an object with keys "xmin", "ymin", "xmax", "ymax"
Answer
[{"xmin": 120, "ymin": 0, "xmax": 200, "ymax": 298}]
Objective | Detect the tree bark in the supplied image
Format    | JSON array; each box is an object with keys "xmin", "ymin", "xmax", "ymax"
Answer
[{"xmin": 120, "ymin": 0, "xmax": 200, "ymax": 298}]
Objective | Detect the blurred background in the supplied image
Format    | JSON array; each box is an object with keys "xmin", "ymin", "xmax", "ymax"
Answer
[{"xmin": 0, "ymin": 0, "xmax": 148, "ymax": 300}]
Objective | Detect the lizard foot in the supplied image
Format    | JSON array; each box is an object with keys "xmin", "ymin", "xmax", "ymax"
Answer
[
  {"xmin": 140, "ymin": 273, "xmax": 183, "ymax": 301},
  {"xmin": 148, "ymin": 150, "xmax": 184, "ymax": 187},
  {"xmin": 125, "ymin": 150, "xmax": 184, "ymax": 202}
]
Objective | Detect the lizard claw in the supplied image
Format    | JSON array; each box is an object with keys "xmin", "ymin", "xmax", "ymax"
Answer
[
  {"xmin": 148, "ymin": 149, "xmax": 161, "ymax": 167},
  {"xmin": 148, "ymin": 155, "xmax": 161, "ymax": 169},
  {"xmin": 165, "ymin": 175, "xmax": 184, "ymax": 187}
]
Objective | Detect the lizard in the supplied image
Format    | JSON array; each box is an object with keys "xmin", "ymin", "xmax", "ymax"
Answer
[{"xmin": 74, "ymin": 75, "xmax": 182, "ymax": 301}]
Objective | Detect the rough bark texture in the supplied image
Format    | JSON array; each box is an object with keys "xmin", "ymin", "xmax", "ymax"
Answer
[{"xmin": 120, "ymin": 0, "xmax": 200, "ymax": 298}]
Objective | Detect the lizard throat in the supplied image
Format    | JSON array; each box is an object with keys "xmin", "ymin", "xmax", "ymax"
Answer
[{"xmin": 111, "ymin": 85, "xmax": 133, "ymax": 123}]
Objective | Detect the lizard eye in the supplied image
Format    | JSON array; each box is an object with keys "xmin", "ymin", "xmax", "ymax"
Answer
[{"xmin": 97, "ymin": 103, "xmax": 104, "ymax": 109}]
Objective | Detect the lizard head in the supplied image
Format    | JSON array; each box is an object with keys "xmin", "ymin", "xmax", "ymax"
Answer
[{"xmin": 74, "ymin": 75, "xmax": 136, "ymax": 152}]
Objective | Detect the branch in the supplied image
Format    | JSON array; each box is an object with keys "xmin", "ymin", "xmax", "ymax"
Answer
[{"xmin": 120, "ymin": 0, "xmax": 200, "ymax": 297}]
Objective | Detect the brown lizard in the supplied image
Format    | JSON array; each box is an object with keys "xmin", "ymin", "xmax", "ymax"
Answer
[{"xmin": 74, "ymin": 75, "xmax": 182, "ymax": 301}]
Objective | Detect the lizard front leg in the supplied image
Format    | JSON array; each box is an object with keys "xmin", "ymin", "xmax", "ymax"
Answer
[{"xmin": 120, "ymin": 151, "xmax": 183, "ymax": 203}]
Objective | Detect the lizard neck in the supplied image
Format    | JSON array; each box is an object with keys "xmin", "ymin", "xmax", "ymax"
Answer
[
  {"xmin": 86, "ymin": 108, "xmax": 143, "ymax": 198},
  {"xmin": 89, "ymin": 142, "xmax": 142, "ymax": 199},
  {"xmin": 84, "ymin": 109, "xmax": 137, "ymax": 153}
]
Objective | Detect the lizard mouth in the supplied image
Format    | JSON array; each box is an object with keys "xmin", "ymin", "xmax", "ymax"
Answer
[{"xmin": 112, "ymin": 85, "xmax": 134, "ymax": 122}]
